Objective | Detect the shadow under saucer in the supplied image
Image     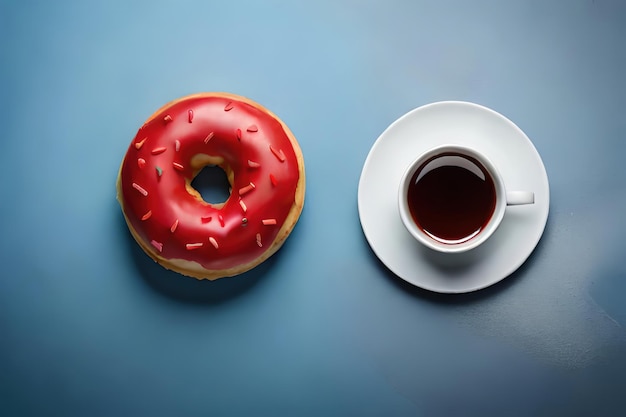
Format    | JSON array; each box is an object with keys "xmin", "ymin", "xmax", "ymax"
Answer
[{"xmin": 360, "ymin": 211, "xmax": 553, "ymax": 305}]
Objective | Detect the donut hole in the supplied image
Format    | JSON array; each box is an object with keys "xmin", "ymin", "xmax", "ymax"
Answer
[{"xmin": 190, "ymin": 165, "xmax": 231, "ymax": 205}]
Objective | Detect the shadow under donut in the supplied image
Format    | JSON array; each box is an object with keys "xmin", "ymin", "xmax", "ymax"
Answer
[{"xmin": 116, "ymin": 207, "xmax": 275, "ymax": 305}]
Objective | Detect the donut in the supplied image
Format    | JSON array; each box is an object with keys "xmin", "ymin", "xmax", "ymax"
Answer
[{"xmin": 116, "ymin": 93, "xmax": 305, "ymax": 280}]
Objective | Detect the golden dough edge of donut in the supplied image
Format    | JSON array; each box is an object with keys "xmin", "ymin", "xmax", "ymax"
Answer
[{"xmin": 118, "ymin": 92, "xmax": 305, "ymax": 280}]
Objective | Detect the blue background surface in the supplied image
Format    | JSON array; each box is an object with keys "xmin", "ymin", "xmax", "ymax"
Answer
[{"xmin": 1, "ymin": 1, "xmax": 625, "ymax": 416}]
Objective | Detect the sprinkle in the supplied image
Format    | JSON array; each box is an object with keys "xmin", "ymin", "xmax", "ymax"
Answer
[
  {"xmin": 132, "ymin": 182, "xmax": 148, "ymax": 196},
  {"xmin": 247, "ymin": 160, "xmax": 261, "ymax": 168},
  {"xmin": 135, "ymin": 137, "xmax": 147, "ymax": 150},
  {"xmin": 224, "ymin": 102, "xmax": 233, "ymax": 111},
  {"xmin": 270, "ymin": 173, "xmax": 278, "ymax": 186},
  {"xmin": 150, "ymin": 240, "xmax": 163, "ymax": 253},
  {"xmin": 236, "ymin": 128, "xmax": 242, "ymax": 141},
  {"xmin": 270, "ymin": 145, "xmax": 286, "ymax": 162},
  {"xmin": 137, "ymin": 158, "xmax": 146, "ymax": 168},
  {"xmin": 262, "ymin": 218, "xmax": 277, "ymax": 226},
  {"xmin": 201, "ymin": 216, "xmax": 212, "ymax": 223},
  {"xmin": 238, "ymin": 182, "xmax": 255, "ymax": 196},
  {"xmin": 247, "ymin": 124, "xmax": 258, "ymax": 132},
  {"xmin": 155, "ymin": 166, "xmax": 163, "ymax": 177},
  {"xmin": 186, "ymin": 243, "xmax": 203, "ymax": 250},
  {"xmin": 218, "ymin": 214, "xmax": 225, "ymax": 227},
  {"xmin": 151, "ymin": 147, "xmax": 167, "ymax": 155},
  {"xmin": 170, "ymin": 219, "xmax": 179, "ymax": 233},
  {"xmin": 209, "ymin": 237, "xmax": 219, "ymax": 249},
  {"xmin": 204, "ymin": 132, "xmax": 214, "ymax": 144},
  {"xmin": 175, "ymin": 140, "xmax": 180, "ymax": 152},
  {"xmin": 256, "ymin": 233, "xmax": 262, "ymax": 247},
  {"xmin": 163, "ymin": 114, "xmax": 173, "ymax": 123},
  {"xmin": 172, "ymin": 162, "xmax": 184, "ymax": 171},
  {"xmin": 141, "ymin": 210, "xmax": 152, "ymax": 221},
  {"xmin": 188, "ymin": 109, "xmax": 194, "ymax": 123},
  {"xmin": 239, "ymin": 199, "xmax": 247, "ymax": 213},
  {"xmin": 241, "ymin": 217, "xmax": 248, "ymax": 226}
]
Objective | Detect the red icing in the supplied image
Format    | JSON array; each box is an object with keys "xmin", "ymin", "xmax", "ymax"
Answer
[{"xmin": 120, "ymin": 95, "xmax": 301, "ymax": 270}]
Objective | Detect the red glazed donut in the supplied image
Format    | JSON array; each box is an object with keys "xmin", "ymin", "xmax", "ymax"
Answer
[{"xmin": 117, "ymin": 93, "xmax": 305, "ymax": 279}]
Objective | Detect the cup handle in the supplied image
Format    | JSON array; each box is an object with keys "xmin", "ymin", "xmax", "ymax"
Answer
[{"xmin": 506, "ymin": 191, "xmax": 534, "ymax": 205}]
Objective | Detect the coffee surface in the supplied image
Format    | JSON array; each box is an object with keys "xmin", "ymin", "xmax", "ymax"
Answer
[{"xmin": 407, "ymin": 153, "xmax": 496, "ymax": 244}]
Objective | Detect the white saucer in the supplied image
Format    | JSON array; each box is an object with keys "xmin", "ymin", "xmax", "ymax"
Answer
[{"xmin": 357, "ymin": 101, "xmax": 550, "ymax": 293}]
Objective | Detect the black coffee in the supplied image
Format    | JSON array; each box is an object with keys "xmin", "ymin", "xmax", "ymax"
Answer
[{"xmin": 407, "ymin": 152, "xmax": 496, "ymax": 244}]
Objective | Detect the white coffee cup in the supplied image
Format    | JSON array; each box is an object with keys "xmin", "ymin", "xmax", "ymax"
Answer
[{"xmin": 398, "ymin": 145, "xmax": 534, "ymax": 253}]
